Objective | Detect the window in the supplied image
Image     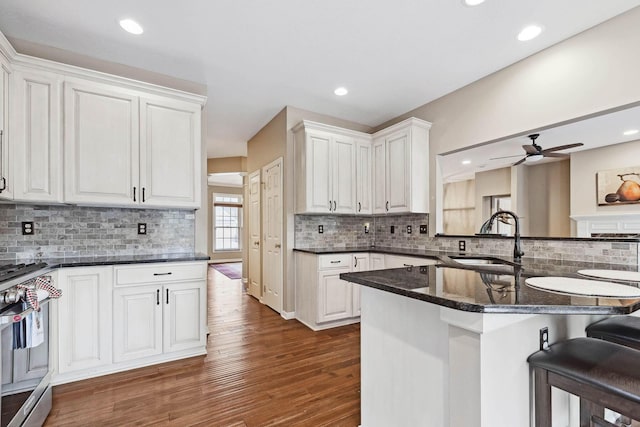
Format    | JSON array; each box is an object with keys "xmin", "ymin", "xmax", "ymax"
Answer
[{"xmin": 213, "ymin": 194, "xmax": 243, "ymax": 251}]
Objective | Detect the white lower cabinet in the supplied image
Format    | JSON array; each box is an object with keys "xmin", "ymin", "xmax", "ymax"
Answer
[
  {"xmin": 56, "ymin": 266, "xmax": 113, "ymax": 375},
  {"xmin": 296, "ymin": 252, "xmax": 366, "ymax": 330},
  {"xmin": 317, "ymin": 268, "xmax": 353, "ymax": 323},
  {"xmin": 113, "ymin": 280, "xmax": 206, "ymax": 362},
  {"xmin": 113, "ymin": 285, "xmax": 163, "ymax": 362},
  {"xmin": 53, "ymin": 261, "xmax": 207, "ymax": 385}
]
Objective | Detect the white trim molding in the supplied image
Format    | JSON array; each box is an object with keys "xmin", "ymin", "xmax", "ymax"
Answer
[{"xmin": 571, "ymin": 213, "xmax": 640, "ymax": 237}]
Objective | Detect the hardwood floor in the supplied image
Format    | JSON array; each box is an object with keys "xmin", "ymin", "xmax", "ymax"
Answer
[{"xmin": 44, "ymin": 267, "xmax": 361, "ymax": 426}]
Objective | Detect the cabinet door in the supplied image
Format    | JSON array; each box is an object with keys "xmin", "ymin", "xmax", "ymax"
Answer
[
  {"xmin": 331, "ymin": 135, "xmax": 356, "ymax": 214},
  {"xmin": 371, "ymin": 254, "xmax": 386, "ymax": 271},
  {"xmin": 113, "ymin": 285, "xmax": 163, "ymax": 362},
  {"xmin": 305, "ymin": 131, "xmax": 333, "ymax": 213},
  {"xmin": 317, "ymin": 269, "xmax": 352, "ymax": 323},
  {"xmin": 0, "ymin": 57, "xmax": 12, "ymax": 200},
  {"xmin": 11, "ymin": 68, "xmax": 62, "ymax": 202},
  {"xmin": 57, "ymin": 267, "xmax": 113, "ymax": 374},
  {"xmin": 351, "ymin": 254, "xmax": 370, "ymax": 317},
  {"xmin": 64, "ymin": 81, "xmax": 139, "ymax": 205},
  {"xmin": 163, "ymin": 281, "xmax": 206, "ymax": 353},
  {"xmin": 372, "ymin": 138, "xmax": 387, "ymax": 214},
  {"xmin": 386, "ymin": 129, "xmax": 411, "ymax": 213},
  {"xmin": 356, "ymin": 140, "xmax": 372, "ymax": 215},
  {"xmin": 139, "ymin": 98, "xmax": 201, "ymax": 208}
]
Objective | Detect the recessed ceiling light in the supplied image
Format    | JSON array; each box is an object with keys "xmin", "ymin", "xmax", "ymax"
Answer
[
  {"xmin": 463, "ymin": 0, "xmax": 485, "ymax": 6},
  {"xmin": 462, "ymin": 159, "xmax": 472, "ymax": 165},
  {"xmin": 119, "ymin": 18, "xmax": 144, "ymax": 35},
  {"xmin": 334, "ymin": 87, "xmax": 348, "ymax": 96},
  {"xmin": 623, "ymin": 129, "xmax": 639, "ymax": 136},
  {"xmin": 517, "ymin": 24, "xmax": 542, "ymax": 41}
]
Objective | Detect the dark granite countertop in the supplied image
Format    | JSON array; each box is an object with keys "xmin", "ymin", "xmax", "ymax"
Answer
[
  {"xmin": 0, "ymin": 253, "xmax": 209, "ymax": 290},
  {"xmin": 44, "ymin": 252, "xmax": 210, "ymax": 268},
  {"xmin": 335, "ymin": 251, "xmax": 640, "ymax": 314}
]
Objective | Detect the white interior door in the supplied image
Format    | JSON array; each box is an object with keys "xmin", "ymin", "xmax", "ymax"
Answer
[
  {"xmin": 261, "ymin": 158, "xmax": 283, "ymax": 313},
  {"xmin": 247, "ymin": 169, "xmax": 261, "ymax": 299}
]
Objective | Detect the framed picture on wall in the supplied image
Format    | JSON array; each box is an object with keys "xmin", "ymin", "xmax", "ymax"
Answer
[{"xmin": 596, "ymin": 167, "xmax": 640, "ymax": 205}]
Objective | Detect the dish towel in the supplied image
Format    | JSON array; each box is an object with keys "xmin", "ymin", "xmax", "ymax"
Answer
[
  {"xmin": 25, "ymin": 309, "xmax": 44, "ymax": 348},
  {"xmin": 16, "ymin": 275, "xmax": 62, "ymax": 312}
]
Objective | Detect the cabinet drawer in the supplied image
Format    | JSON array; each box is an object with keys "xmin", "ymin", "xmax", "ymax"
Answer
[
  {"xmin": 319, "ymin": 254, "xmax": 352, "ymax": 270},
  {"xmin": 115, "ymin": 262, "xmax": 206, "ymax": 286}
]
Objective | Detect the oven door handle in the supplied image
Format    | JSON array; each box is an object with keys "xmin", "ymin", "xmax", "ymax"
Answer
[{"xmin": 0, "ymin": 298, "xmax": 52, "ymax": 326}]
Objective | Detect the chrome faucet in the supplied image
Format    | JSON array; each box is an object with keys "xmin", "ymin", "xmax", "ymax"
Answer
[{"xmin": 480, "ymin": 210, "xmax": 525, "ymax": 262}]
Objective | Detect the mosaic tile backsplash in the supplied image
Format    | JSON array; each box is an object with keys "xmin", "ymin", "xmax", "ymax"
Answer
[
  {"xmin": 0, "ymin": 204, "xmax": 195, "ymax": 261},
  {"xmin": 295, "ymin": 214, "xmax": 639, "ymax": 266}
]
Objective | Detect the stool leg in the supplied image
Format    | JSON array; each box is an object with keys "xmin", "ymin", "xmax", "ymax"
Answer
[{"xmin": 534, "ymin": 368, "xmax": 552, "ymax": 427}]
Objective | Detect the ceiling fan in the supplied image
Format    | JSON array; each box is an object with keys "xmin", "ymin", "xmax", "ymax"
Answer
[{"xmin": 491, "ymin": 134, "xmax": 584, "ymax": 166}]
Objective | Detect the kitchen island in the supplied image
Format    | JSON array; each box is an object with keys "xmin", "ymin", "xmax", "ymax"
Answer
[{"xmin": 340, "ymin": 257, "xmax": 640, "ymax": 427}]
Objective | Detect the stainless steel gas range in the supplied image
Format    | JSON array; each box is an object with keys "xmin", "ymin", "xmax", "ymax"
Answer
[{"xmin": 0, "ymin": 262, "xmax": 54, "ymax": 427}]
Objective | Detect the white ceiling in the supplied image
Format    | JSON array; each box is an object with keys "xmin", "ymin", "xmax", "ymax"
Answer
[
  {"xmin": 0, "ymin": 1, "xmax": 639, "ymax": 159},
  {"xmin": 439, "ymin": 105, "xmax": 640, "ymax": 182}
]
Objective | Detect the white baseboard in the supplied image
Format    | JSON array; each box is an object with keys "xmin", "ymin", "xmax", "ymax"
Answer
[{"xmin": 281, "ymin": 310, "xmax": 296, "ymax": 320}]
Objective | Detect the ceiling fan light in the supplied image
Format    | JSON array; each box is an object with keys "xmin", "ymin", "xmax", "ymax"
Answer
[{"xmin": 524, "ymin": 154, "xmax": 543, "ymax": 163}]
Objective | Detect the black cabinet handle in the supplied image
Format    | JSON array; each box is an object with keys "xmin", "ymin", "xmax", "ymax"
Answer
[
  {"xmin": 386, "ymin": 201, "xmax": 389, "ymax": 211},
  {"xmin": 142, "ymin": 187, "xmax": 146, "ymax": 202},
  {"xmin": 354, "ymin": 258, "xmax": 358, "ymax": 268},
  {"xmin": 133, "ymin": 186, "xmax": 137, "ymax": 202},
  {"xmin": 0, "ymin": 177, "xmax": 5, "ymax": 193},
  {"xmin": 156, "ymin": 289, "xmax": 160, "ymax": 305},
  {"xmin": 153, "ymin": 272, "xmax": 172, "ymax": 276},
  {"xmin": 329, "ymin": 200, "xmax": 332, "ymax": 211},
  {"xmin": 333, "ymin": 200, "xmax": 337, "ymax": 211},
  {"xmin": 358, "ymin": 202, "xmax": 361, "ymax": 212},
  {"xmin": 166, "ymin": 289, "xmax": 169, "ymax": 304}
]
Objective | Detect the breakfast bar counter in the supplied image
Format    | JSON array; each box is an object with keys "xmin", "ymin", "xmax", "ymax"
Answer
[{"xmin": 340, "ymin": 256, "xmax": 640, "ymax": 427}]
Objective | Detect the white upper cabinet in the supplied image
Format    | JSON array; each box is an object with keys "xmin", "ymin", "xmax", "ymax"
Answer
[
  {"xmin": 0, "ymin": 53, "xmax": 12, "ymax": 200},
  {"xmin": 64, "ymin": 80, "xmax": 139, "ymax": 206},
  {"xmin": 0, "ymin": 33, "xmax": 206, "ymax": 208},
  {"xmin": 372, "ymin": 117, "xmax": 431, "ymax": 214},
  {"xmin": 64, "ymin": 81, "xmax": 202, "ymax": 208},
  {"xmin": 294, "ymin": 121, "xmax": 368, "ymax": 214},
  {"xmin": 11, "ymin": 67, "xmax": 63, "ymax": 202},
  {"xmin": 356, "ymin": 139, "xmax": 372, "ymax": 215},
  {"xmin": 139, "ymin": 97, "xmax": 201, "ymax": 208}
]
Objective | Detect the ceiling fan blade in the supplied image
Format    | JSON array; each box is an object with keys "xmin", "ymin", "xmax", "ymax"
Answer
[
  {"xmin": 489, "ymin": 154, "xmax": 523, "ymax": 160},
  {"xmin": 540, "ymin": 142, "xmax": 584, "ymax": 154},
  {"xmin": 513, "ymin": 157, "xmax": 527, "ymax": 166},
  {"xmin": 522, "ymin": 144, "xmax": 539, "ymax": 155},
  {"xmin": 542, "ymin": 152, "xmax": 569, "ymax": 158}
]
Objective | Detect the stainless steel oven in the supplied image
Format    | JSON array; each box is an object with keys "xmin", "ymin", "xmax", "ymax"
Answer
[{"xmin": 0, "ymin": 263, "xmax": 53, "ymax": 427}]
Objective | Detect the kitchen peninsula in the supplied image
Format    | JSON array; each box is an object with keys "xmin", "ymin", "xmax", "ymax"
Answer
[{"xmin": 334, "ymin": 249, "xmax": 640, "ymax": 427}]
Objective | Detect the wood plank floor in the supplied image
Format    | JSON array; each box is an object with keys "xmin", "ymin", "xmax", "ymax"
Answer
[{"xmin": 44, "ymin": 266, "xmax": 361, "ymax": 426}]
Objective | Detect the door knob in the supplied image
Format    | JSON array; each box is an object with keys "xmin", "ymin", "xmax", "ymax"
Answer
[{"xmin": 275, "ymin": 243, "xmax": 281, "ymax": 249}]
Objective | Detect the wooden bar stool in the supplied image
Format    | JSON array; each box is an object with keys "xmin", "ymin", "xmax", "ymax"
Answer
[
  {"xmin": 528, "ymin": 337, "xmax": 640, "ymax": 427},
  {"xmin": 587, "ymin": 316, "xmax": 640, "ymax": 350}
]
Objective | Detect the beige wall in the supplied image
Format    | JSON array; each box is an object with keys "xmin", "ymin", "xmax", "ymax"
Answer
[
  {"xmin": 208, "ymin": 185, "xmax": 244, "ymax": 262},
  {"xmin": 571, "ymin": 139, "xmax": 640, "ymax": 216},
  {"xmin": 374, "ymin": 7, "xmax": 640, "ymax": 234},
  {"xmin": 525, "ymin": 160, "xmax": 571, "ymax": 237},
  {"xmin": 474, "ymin": 167, "xmax": 511, "ymax": 230},
  {"xmin": 443, "ymin": 179, "xmax": 475, "ymax": 235},
  {"xmin": 207, "ymin": 157, "xmax": 247, "ymax": 174}
]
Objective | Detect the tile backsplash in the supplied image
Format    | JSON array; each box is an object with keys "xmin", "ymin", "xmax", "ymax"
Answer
[
  {"xmin": 295, "ymin": 214, "xmax": 639, "ymax": 266},
  {"xmin": 0, "ymin": 204, "xmax": 195, "ymax": 261},
  {"xmin": 294, "ymin": 213, "xmax": 430, "ymax": 249}
]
